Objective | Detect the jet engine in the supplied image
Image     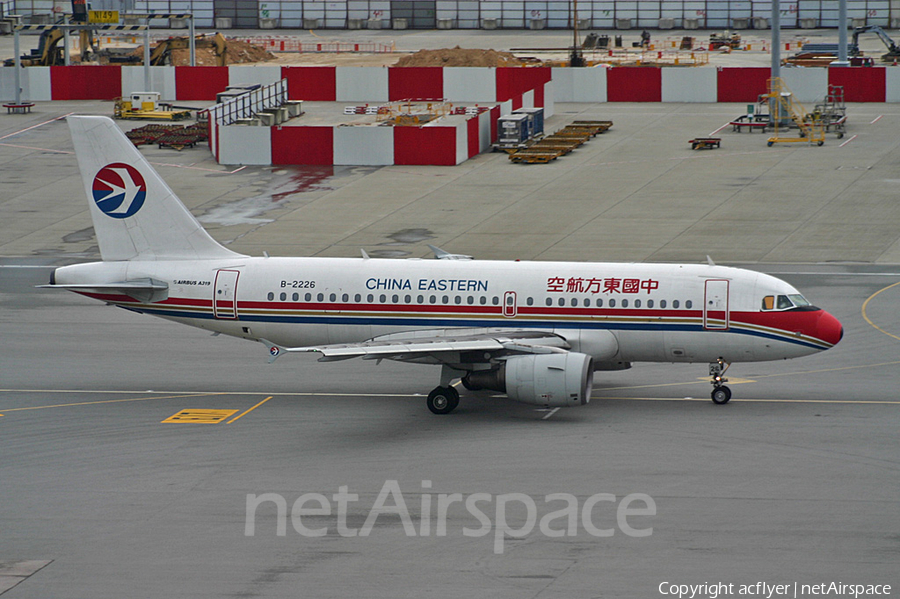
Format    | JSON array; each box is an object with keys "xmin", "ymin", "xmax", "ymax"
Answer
[{"xmin": 464, "ymin": 352, "xmax": 593, "ymax": 408}]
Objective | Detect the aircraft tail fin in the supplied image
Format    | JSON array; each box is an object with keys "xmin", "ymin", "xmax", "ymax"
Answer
[{"xmin": 67, "ymin": 115, "xmax": 244, "ymax": 262}]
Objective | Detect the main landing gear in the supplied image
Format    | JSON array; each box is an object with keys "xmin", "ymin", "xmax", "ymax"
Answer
[
  {"xmin": 426, "ymin": 365, "xmax": 465, "ymax": 414},
  {"xmin": 709, "ymin": 357, "xmax": 732, "ymax": 404},
  {"xmin": 427, "ymin": 386, "xmax": 460, "ymax": 415}
]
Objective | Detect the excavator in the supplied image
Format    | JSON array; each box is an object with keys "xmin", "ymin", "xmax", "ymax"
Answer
[
  {"xmin": 3, "ymin": 0, "xmax": 95, "ymax": 66},
  {"xmin": 852, "ymin": 25, "xmax": 900, "ymax": 62},
  {"xmin": 3, "ymin": 27, "xmax": 65, "ymax": 66},
  {"xmin": 147, "ymin": 33, "xmax": 228, "ymax": 66}
]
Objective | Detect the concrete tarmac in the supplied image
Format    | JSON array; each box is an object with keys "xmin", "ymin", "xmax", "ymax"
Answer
[{"xmin": 1, "ymin": 94, "xmax": 899, "ymax": 596}]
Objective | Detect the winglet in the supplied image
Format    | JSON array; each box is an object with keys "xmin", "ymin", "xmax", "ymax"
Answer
[{"xmin": 706, "ymin": 255, "xmax": 716, "ymax": 266}]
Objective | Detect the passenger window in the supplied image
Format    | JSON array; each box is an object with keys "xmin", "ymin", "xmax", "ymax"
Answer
[
  {"xmin": 330, "ymin": 293, "xmax": 336, "ymax": 302},
  {"xmin": 306, "ymin": 293, "xmax": 313, "ymax": 301},
  {"xmin": 317, "ymin": 293, "xmax": 324, "ymax": 302},
  {"xmin": 596, "ymin": 298, "xmax": 603, "ymax": 307},
  {"xmin": 480, "ymin": 296, "xmax": 487, "ymax": 305},
  {"xmin": 468, "ymin": 296, "xmax": 475, "ymax": 305},
  {"xmin": 673, "ymin": 300, "xmax": 680, "ymax": 309},
  {"xmin": 354, "ymin": 294, "xmax": 360, "ymax": 302},
  {"xmin": 584, "ymin": 298, "xmax": 590, "ymax": 307},
  {"xmin": 429, "ymin": 295, "xmax": 436, "ymax": 304},
  {"xmin": 267, "ymin": 292, "xmax": 274, "ymax": 301},
  {"xmin": 442, "ymin": 296, "xmax": 449, "ymax": 304},
  {"xmin": 635, "ymin": 299, "xmax": 641, "ymax": 308},
  {"xmin": 292, "ymin": 293, "xmax": 299, "ymax": 301},
  {"xmin": 367, "ymin": 294, "xmax": 374, "ymax": 302},
  {"xmin": 558, "ymin": 298, "xmax": 565, "ymax": 307},
  {"xmin": 685, "ymin": 300, "xmax": 692, "ymax": 309},
  {"xmin": 622, "ymin": 299, "xmax": 628, "ymax": 308},
  {"xmin": 280, "ymin": 292, "xmax": 287, "ymax": 301},
  {"xmin": 647, "ymin": 299, "xmax": 654, "ymax": 308},
  {"xmin": 342, "ymin": 293, "xmax": 349, "ymax": 302},
  {"xmin": 391, "ymin": 294, "xmax": 398, "ymax": 303},
  {"xmin": 417, "ymin": 295, "xmax": 424, "ymax": 303},
  {"xmin": 660, "ymin": 299, "xmax": 667, "ymax": 308},
  {"xmin": 454, "ymin": 296, "xmax": 462, "ymax": 304},
  {"xmin": 492, "ymin": 297, "xmax": 500, "ymax": 305},
  {"xmin": 609, "ymin": 299, "xmax": 616, "ymax": 307},
  {"xmin": 571, "ymin": 298, "xmax": 578, "ymax": 307},
  {"xmin": 526, "ymin": 297, "xmax": 534, "ymax": 306},
  {"xmin": 546, "ymin": 298, "xmax": 553, "ymax": 306}
]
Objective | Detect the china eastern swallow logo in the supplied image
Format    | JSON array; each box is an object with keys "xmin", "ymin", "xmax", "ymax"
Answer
[{"xmin": 92, "ymin": 163, "xmax": 147, "ymax": 219}]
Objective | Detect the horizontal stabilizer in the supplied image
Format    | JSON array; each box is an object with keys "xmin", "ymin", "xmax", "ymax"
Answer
[{"xmin": 37, "ymin": 278, "xmax": 168, "ymax": 303}]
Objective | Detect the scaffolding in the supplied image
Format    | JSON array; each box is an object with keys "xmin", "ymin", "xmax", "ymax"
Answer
[
  {"xmin": 763, "ymin": 77, "xmax": 825, "ymax": 147},
  {"xmin": 807, "ymin": 85, "xmax": 847, "ymax": 139}
]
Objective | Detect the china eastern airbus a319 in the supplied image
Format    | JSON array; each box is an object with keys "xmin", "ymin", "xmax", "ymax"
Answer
[{"xmin": 42, "ymin": 116, "xmax": 843, "ymax": 414}]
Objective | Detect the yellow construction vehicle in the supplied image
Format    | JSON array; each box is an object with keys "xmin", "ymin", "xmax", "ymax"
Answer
[
  {"xmin": 114, "ymin": 92, "xmax": 191, "ymax": 121},
  {"xmin": 147, "ymin": 32, "xmax": 228, "ymax": 66},
  {"xmin": 3, "ymin": 27, "xmax": 65, "ymax": 66}
]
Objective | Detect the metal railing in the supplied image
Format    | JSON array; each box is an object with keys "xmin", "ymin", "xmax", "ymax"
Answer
[
  {"xmin": 232, "ymin": 36, "xmax": 395, "ymax": 54},
  {"xmin": 204, "ymin": 78, "xmax": 289, "ymax": 126}
]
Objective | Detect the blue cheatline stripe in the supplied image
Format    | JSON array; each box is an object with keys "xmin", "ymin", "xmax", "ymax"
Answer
[{"xmin": 132, "ymin": 305, "xmax": 831, "ymax": 352}]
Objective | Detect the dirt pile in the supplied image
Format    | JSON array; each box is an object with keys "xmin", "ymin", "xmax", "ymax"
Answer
[
  {"xmin": 393, "ymin": 46, "xmax": 527, "ymax": 67},
  {"xmin": 132, "ymin": 37, "xmax": 275, "ymax": 66}
]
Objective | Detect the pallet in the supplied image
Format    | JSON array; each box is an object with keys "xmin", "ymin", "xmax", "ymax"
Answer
[{"xmin": 689, "ymin": 137, "xmax": 721, "ymax": 150}]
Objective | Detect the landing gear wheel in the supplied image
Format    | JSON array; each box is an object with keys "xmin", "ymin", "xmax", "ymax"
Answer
[
  {"xmin": 427, "ymin": 386, "xmax": 459, "ymax": 415},
  {"xmin": 817, "ymin": 141, "xmax": 824, "ymax": 146},
  {"xmin": 711, "ymin": 386, "xmax": 732, "ymax": 404}
]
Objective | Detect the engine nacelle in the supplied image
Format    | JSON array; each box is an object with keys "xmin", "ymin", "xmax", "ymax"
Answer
[{"xmin": 464, "ymin": 352, "xmax": 593, "ymax": 408}]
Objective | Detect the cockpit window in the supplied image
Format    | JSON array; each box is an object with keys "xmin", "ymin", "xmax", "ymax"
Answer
[
  {"xmin": 789, "ymin": 294, "xmax": 811, "ymax": 307},
  {"xmin": 762, "ymin": 294, "xmax": 814, "ymax": 311}
]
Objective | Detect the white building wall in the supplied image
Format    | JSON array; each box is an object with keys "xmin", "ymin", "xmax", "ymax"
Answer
[
  {"xmin": 661, "ymin": 67, "xmax": 717, "ymax": 102},
  {"xmin": 886, "ymin": 67, "xmax": 900, "ymax": 102},
  {"xmin": 551, "ymin": 66, "xmax": 607, "ymax": 103},
  {"xmin": 781, "ymin": 68, "xmax": 829, "ymax": 104},
  {"xmin": 26, "ymin": 66, "xmax": 52, "ymax": 101},
  {"xmin": 521, "ymin": 89, "xmax": 535, "ymax": 109},
  {"xmin": 455, "ymin": 121, "xmax": 468, "ymax": 165},
  {"xmin": 542, "ymin": 80, "xmax": 555, "ymax": 117},
  {"xmin": 121, "ymin": 66, "xmax": 177, "ymax": 101},
  {"xmin": 478, "ymin": 111, "xmax": 492, "ymax": 152},
  {"xmin": 217, "ymin": 125, "xmax": 272, "ymax": 165},
  {"xmin": 443, "ymin": 67, "xmax": 496, "ymax": 102},
  {"xmin": 336, "ymin": 67, "xmax": 389, "ymax": 102},
  {"xmin": 228, "ymin": 65, "xmax": 283, "ymax": 89},
  {"xmin": 333, "ymin": 125, "xmax": 394, "ymax": 165},
  {"xmin": 0, "ymin": 68, "xmax": 19, "ymax": 102}
]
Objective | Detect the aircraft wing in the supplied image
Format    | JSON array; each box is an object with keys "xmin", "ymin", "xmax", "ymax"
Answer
[{"xmin": 260, "ymin": 330, "xmax": 571, "ymax": 364}]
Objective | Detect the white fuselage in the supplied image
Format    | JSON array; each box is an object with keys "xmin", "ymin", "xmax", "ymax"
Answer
[{"xmin": 55, "ymin": 257, "xmax": 841, "ymax": 365}]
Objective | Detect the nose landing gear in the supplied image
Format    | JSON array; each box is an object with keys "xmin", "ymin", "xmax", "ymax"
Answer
[{"xmin": 709, "ymin": 357, "xmax": 732, "ymax": 404}]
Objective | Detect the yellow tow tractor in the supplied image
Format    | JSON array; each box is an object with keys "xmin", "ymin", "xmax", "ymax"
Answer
[{"xmin": 114, "ymin": 92, "xmax": 191, "ymax": 121}]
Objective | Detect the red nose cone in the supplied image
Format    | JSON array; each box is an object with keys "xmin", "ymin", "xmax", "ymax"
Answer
[{"xmin": 817, "ymin": 311, "xmax": 843, "ymax": 347}]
